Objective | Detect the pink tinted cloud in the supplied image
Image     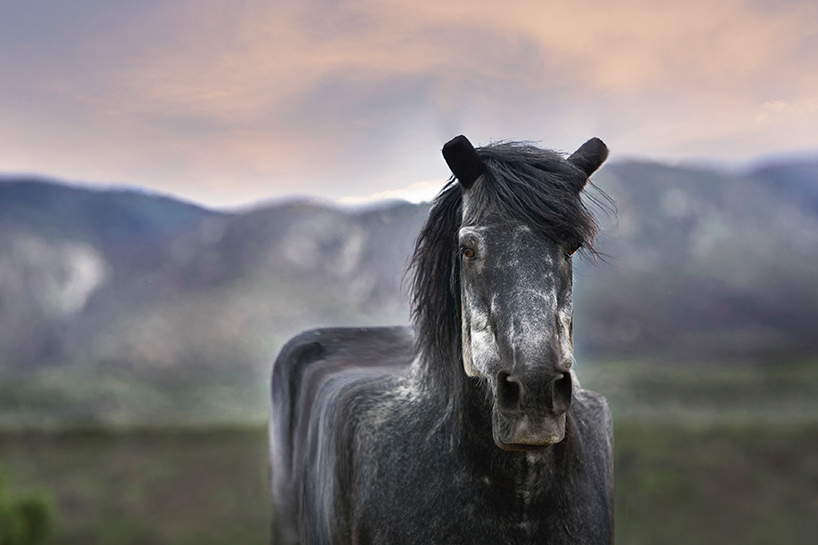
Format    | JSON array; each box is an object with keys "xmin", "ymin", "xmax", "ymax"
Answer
[{"xmin": 0, "ymin": 0, "xmax": 817, "ymax": 207}]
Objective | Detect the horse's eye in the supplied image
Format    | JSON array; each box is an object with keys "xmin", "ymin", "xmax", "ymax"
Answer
[{"xmin": 461, "ymin": 247, "xmax": 476, "ymax": 260}]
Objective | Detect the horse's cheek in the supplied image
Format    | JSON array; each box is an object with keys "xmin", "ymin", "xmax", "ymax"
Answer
[
  {"xmin": 557, "ymin": 307, "xmax": 575, "ymax": 363},
  {"xmin": 470, "ymin": 327, "xmax": 500, "ymax": 377}
]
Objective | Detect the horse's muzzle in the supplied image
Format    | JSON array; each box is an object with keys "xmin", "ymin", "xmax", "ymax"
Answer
[{"xmin": 491, "ymin": 370, "xmax": 572, "ymax": 450}]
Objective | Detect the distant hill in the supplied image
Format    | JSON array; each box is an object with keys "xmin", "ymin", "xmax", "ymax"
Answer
[
  {"xmin": 1, "ymin": 160, "xmax": 817, "ymax": 424},
  {"xmin": 0, "ymin": 179, "xmax": 426, "ymax": 424},
  {"xmin": 575, "ymin": 160, "xmax": 818, "ymax": 362},
  {"xmin": 0, "ymin": 178, "xmax": 424, "ymax": 369}
]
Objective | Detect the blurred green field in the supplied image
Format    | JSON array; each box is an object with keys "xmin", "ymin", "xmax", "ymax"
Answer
[
  {"xmin": 0, "ymin": 427, "xmax": 271, "ymax": 545},
  {"xmin": 0, "ymin": 360, "xmax": 817, "ymax": 544},
  {"xmin": 615, "ymin": 420, "xmax": 818, "ymax": 545}
]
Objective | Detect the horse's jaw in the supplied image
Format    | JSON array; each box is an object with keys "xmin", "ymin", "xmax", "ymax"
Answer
[{"xmin": 491, "ymin": 408, "xmax": 567, "ymax": 451}]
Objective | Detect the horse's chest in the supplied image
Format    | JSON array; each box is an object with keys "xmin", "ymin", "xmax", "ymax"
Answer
[
  {"xmin": 352, "ymin": 438, "xmax": 564, "ymax": 544},
  {"xmin": 338, "ymin": 394, "xmax": 608, "ymax": 544}
]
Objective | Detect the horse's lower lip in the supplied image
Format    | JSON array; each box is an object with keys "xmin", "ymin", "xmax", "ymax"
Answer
[
  {"xmin": 494, "ymin": 439, "xmax": 552, "ymax": 452},
  {"xmin": 492, "ymin": 409, "xmax": 566, "ymax": 451}
]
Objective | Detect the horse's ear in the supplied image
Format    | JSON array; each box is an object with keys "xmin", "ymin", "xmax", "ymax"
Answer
[
  {"xmin": 442, "ymin": 135, "xmax": 485, "ymax": 190},
  {"xmin": 568, "ymin": 137, "xmax": 608, "ymax": 178}
]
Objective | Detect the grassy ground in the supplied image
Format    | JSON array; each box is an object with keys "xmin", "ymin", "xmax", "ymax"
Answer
[
  {"xmin": 0, "ymin": 360, "xmax": 816, "ymax": 544},
  {"xmin": 1, "ymin": 421, "xmax": 817, "ymax": 545},
  {"xmin": 0, "ymin": 427, "xmax": 271, "ymax": 545},
  {"xmin": 578, "ymin": 358, "xmax": 818, "ymax": 423},
  {"xmin": 614, "ymin": 420, "xmax": 818, "ymax": 545}
]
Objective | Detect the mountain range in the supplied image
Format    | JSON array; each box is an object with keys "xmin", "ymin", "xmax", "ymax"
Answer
[{"xmin": 1, "ymin": 158, "xmax": 817, "ymax": 424}]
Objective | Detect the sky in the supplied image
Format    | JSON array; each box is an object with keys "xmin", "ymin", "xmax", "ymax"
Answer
[{"xmin": 1, "ymin": 0, "xmax": 817, "ymax": 208}]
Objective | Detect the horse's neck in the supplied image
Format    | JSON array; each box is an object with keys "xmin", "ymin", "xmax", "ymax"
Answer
[
  {"xmin": 454, "ymin": 370, "xmax": 573, "ymax": 488},
  {"xmin": 414, "ymin": 350, "xmax": 561, "ymax": 479},
  {"xmin": 458, "ymin": 375, "xmax": 494, "ymax": 440},
  {"xmin": 450, "ymin": 374, "xmax": 522, "ymax": 469}
]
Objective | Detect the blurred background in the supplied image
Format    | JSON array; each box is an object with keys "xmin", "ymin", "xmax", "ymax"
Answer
[{"xmin": 1, "ymin": 1, "xmax": 817, "ymax": 543}]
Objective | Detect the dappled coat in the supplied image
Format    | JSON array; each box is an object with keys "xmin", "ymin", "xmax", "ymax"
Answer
[{"xmin": 269, "ymin": 135, "xmax": 614, "ymax": 544}]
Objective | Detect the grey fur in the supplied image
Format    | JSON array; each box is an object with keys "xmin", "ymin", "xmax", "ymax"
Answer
[{"xmin": 269, "ymin": 137, "xmax": 613, "ymax": 544}]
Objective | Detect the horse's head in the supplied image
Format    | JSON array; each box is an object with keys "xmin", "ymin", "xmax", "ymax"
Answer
[{"xmin": 443, "ymin": 135, "xmax": 607, "ymax": 451}]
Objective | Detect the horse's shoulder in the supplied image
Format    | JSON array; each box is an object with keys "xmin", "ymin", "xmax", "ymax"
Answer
[
  {"xmin": 570, "ymin": 387, "xmax": 613, "ymax": 438},
  {"xmin": 572, "ymin": 387, "xmax": 611, "ymax": 421},
  {"xmin": 567, "ymin": 387, "xmax": 614, "ymax": 484}
]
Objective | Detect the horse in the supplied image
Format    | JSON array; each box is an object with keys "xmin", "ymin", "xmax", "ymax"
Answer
[{"xmin": 269, "ymin": 135, "xmax": 614, "ymax": 544}]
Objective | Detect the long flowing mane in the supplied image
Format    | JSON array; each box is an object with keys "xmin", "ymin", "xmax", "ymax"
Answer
[
  {"xmin": 271, "ymin": 136, "xmax": 615, "ymax": 545},
  {"xmin": 408, "ymin": 141, "xmax": 601, "ymax": 382}
]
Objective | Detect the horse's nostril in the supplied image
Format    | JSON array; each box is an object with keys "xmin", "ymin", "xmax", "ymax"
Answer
[
  {"xmin": 550, "ymin": 373, "xmax": 572, "ymax": 415},
  {"xmin": 496, "ymin": 371, "xmax": 522, "ymax": 414}
]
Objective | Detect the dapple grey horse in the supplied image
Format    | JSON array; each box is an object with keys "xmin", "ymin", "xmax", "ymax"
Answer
[{"xmin": 270, "ymin": 135, "xmax": 613, "ymax": 544}]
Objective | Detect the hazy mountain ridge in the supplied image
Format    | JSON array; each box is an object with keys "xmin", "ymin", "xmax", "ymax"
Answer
[
  {"xmin": 0, "ymin": 182, "xmax": 425, "ymax": 375},
  {"xmin": 575, "ymin": 160, "xmax": 818, "ymax": 360},
  {"xmin": 1, "ymin": 160, "xmax": 817, "ymax": 424}
]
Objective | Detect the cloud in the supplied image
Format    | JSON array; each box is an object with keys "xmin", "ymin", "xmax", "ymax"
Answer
[
  {"xmin": 1, "ymin": 0, "xmax": 818, "ymax": 207},
  {"xmin": 339, "ymin": 178, "xmax": 447, "ymax": 205},
  {"xmin": 758, "ymin": 98, "xmax": 818, "ymax": 118}
]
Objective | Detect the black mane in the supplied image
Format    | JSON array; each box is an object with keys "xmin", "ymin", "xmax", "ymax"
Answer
[
  {"xmin": 270, "ymin": 137, "xmax": 615, "ymax": 544},
  {"xmin": 409, "ymin": 141, "xmax": 601, "ymax": 376}
]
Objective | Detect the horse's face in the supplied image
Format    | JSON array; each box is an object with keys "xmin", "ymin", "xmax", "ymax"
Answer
[
  {"xmin": 459, "ymin": 211, "xmax": 575, "ymax": 451},
  {"xmin": 441, "ymin": 134, "xmax": 607, "ymax": 451}
]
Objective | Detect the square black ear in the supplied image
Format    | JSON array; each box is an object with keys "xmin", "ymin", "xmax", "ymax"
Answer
[{"xmin": 442, "ymin": 135, "xmax": 486, "ymax": 190}]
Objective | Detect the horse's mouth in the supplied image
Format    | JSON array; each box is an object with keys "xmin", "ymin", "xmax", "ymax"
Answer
[
  {"xmin": 493, "ymin": 438, "xmax": 552, "ymax": 452},
  {"xmin": 491, "ymin": 409, "xmax": 566, "ymax": 451}
]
